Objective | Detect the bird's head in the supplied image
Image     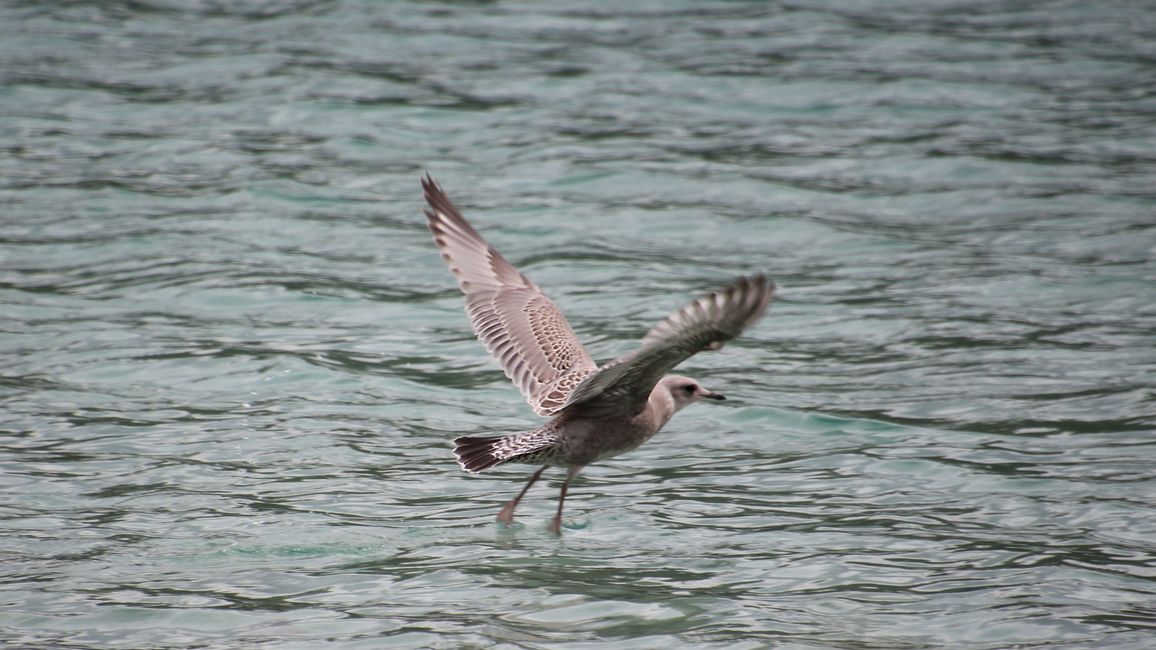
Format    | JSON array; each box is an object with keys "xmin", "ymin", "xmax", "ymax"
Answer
[{"xmin": 661, "ymin": 375, "xmax": 726, "ymax": 412}]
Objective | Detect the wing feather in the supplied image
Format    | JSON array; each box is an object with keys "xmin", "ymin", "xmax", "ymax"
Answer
[
  {"xmin": 422, "ymin": 175, "xmax": 598, "ymax": 416},
  {"xmin": 560, "ymin": 274, "xmax": 774, "ymax": 417}
]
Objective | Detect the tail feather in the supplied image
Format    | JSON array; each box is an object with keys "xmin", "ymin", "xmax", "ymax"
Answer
[
  {"xmin": 453, "ymin": 436, "xmax": 505, "ymax": 473},
  {"xmin": 453, "ymin": 429, "xmax": 558, "ymax": 473}
]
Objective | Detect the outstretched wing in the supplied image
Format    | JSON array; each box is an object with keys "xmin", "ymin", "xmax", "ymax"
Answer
[
  {"xmin": 422, "ymin": 175, "xmax": 598, "ymax": 416},
  {"xmin": 559, "ymin": 274, "xmax": 774, "ymax": 417}
]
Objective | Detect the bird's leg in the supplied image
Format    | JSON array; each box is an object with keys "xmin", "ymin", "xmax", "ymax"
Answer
[
  {"xmin": 548, "ymin": 465, "xmax": 582, "ymax": 536},
  {"xmin": 497, "ymin": 466, "xmax": 547, "ymax": 525}
]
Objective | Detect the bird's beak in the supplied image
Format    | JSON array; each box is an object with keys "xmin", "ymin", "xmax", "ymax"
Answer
[{"xmin": 703, "ymin": 390, "xmax": 726, "ymax": 401}]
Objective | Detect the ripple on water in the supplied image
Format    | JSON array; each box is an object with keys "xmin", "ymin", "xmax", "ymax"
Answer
[{"xmin": 3, "ymin": 0, "xmax": 1156, "ymax": 648}]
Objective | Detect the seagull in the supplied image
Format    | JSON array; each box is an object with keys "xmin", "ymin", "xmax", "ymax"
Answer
[{"xmin": 421, "ymin": 175, "xmax": 774, "ymax": 534}]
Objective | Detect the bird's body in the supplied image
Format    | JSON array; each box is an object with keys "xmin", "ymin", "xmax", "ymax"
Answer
[
  {"xmin": 421, "ymin": 175, "xmax": 774, "ymax": 533},
  {"xmin": 455, "ymin": 373, "xmax": 693, "ymax": 471}
]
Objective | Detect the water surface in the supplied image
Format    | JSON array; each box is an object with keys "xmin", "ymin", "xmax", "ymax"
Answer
[{"xmin": 2, "ymin": 1, "xmax": 1155, "ymax": 648}]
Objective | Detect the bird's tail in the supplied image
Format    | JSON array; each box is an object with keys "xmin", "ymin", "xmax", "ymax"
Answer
[{"xmin": 453, "ymin": 427, "xmax": 559, "ymax": 473}]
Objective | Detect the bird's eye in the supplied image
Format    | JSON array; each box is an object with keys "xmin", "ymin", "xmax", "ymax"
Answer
[{"xmin": 681, "ymin": 384, "xmax": 696, "ymax": 394}]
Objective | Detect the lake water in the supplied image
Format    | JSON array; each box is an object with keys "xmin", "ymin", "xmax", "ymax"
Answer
[{"xmin": 2, "ymin": 1, "xmax": 1155, "ymax": 648}]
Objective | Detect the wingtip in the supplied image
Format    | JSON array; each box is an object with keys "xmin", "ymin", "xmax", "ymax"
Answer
[
  {"xmin": 726, "ymin": 273, "xmax": 775, "ymax": 327},
  {"xmin": 745, "ymin": 272, "xmax": 775, "ymax": 299},
  {"xmin": 421, "ymin": 173, "xmax": 442, "ymax": 200},
  {"xmin": 748, "ymin": 272, "xmax": 771, "ymax": 289},
  {"xmin": 727, "ymin": 273, "xmax": 774, "ymax": 299}
]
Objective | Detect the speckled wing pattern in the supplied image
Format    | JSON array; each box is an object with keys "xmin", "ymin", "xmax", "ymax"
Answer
[
  {"xmin": 422, "ymin": 175, "xmax": 599, "ymax": 416},
  {"xmin": 560, "ymin": 274, "xmax": 775, "ymax": 417}
]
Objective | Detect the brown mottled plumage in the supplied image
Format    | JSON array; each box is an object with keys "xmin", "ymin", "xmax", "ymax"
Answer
[{"xmin": 422, "ymin": 174, "xmax": 774, "ymax": 534}]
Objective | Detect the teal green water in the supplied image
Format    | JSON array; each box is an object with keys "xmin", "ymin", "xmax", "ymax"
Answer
[{"xmin": 3, "ymin": 1, "xmax": 1155, "ymax": 648}]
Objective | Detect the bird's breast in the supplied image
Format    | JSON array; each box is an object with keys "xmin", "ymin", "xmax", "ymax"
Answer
[{"xmin": 553, "ymin": 407, "xmax": 671, "ymax": 465}]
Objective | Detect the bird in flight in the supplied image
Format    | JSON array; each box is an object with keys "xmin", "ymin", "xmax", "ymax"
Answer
[{"xmin": 422, "ymin": 175, "xmax": 774, "ymax": 534}]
